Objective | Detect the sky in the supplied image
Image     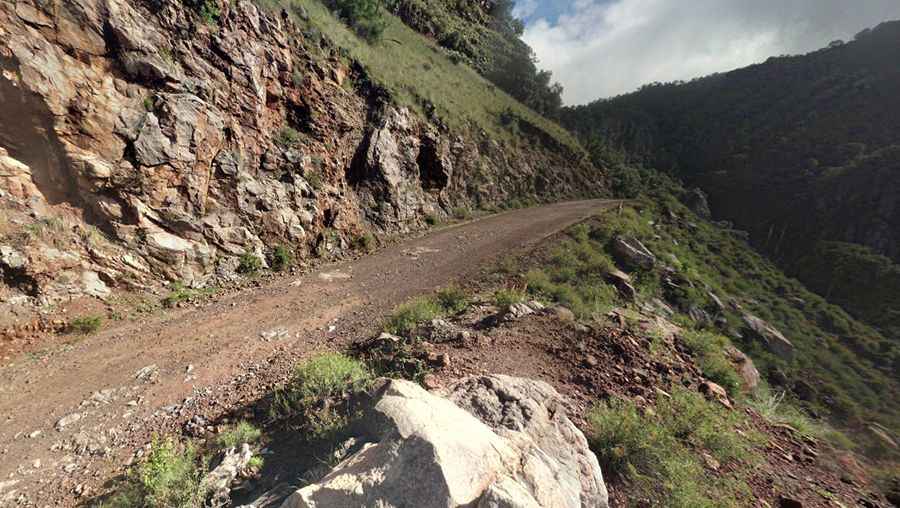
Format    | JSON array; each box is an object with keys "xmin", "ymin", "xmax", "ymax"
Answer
[{"xmin": 513, "ymin": 0, "xmax": 900, "ymax": 105}]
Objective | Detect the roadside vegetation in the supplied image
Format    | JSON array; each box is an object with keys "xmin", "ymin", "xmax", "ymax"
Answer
[
  {"xmin": 67, "ymin": 315, "xmax": 103, "ymax": 335},
  {"xmin": 587, "ymin": 388, "xmax": 758, "ymax": 507},
  {"xmin": 383, "ymin": 286, "xmax": 469, "ymax": 335},
  {"xmin": 271, "ymin": 353, "xmax": 373, "ymax": 437},
  {"xmin": 161, "ymin": 282, "xmax": 217, "ymax": 308},
  {"xmin": 523, "ymin": 225, "xmax": 619, "ymax": 319}
]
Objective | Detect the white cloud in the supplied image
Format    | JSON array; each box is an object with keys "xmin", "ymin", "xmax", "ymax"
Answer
[
  {"xmin": 513, "ymin": 0, "xmax": 540, "ymax": 20},
  {"xmin": 522, "ymin": 0, "xmax": 900, "ymax": 104}
]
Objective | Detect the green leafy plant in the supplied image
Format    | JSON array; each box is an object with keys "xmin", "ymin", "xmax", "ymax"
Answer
[
  {"xmin": 272, "ymin": 353, "xmax": 372, "ymax": 436},
  {"xmin": 162, "ymin": 282, "xmax": 216, "ymax": 308},
  {"xmin": 270, "ymin": 245, "xmax": 294, "ymax": 272},
  {"xmin": 493, "ymin": 288, "xmax": 526, "ymax": 308},
  {"xmin": 276, "ymin": 126, "xmax": 301, "ymax": 147},
  {"xmin": 106, "ymin": 436, "xmax": 205, "ymax": 507},
  {"xmin": 68, "ymin": 316, "xmax": 102, "ymax": 335},
  {"xmin": 217, "ymin": 421, "xmax": 262, "ymax": 449},
  {"xmin": 436, "ymin": 285, "xmax": 469, "ymax": 314},
  {"xmin": 383, "ymin": 297, "xmax": 442, "ymax": 335},
  {"xmin": 238, "ymin": 253, "xmax": 263, "ymax": 274}
]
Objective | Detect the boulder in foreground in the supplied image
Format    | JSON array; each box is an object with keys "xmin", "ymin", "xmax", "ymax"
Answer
[{"xmin": 280, "ymin": 375, "xmax": 608, "ymax": 508}]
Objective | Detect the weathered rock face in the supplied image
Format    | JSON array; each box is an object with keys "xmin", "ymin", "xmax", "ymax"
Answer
[
  {"xmin": 281, "ymin": 376, "xmax": 608, "ymax": 508},
  {"xmin": 0, "ymin": 0, "xmax": 604, "ymax": 304},
  {"xmin": 683, "ymin": 188, "xmax": 711, "ymax": 219},
  {"xmin": 725, "ymin": 345, "xmax": 760, "ymax": 391},
  {"xmin": 741, "ymin": 314, "xmax": 795, "ymax": 360},
  {"xmin": 610, "ymin": 236, "xmax": 656, "ymax": 270}
]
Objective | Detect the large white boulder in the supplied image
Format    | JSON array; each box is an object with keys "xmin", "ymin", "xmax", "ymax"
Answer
[{"xmin": 280, "ymin": 376, "xmax": 608, "ymax": 508}]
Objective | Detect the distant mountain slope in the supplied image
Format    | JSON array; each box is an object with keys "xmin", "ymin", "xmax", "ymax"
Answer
[{"xmin": 561, "ymin": 21, "xmax": 900, "ymax": 338}]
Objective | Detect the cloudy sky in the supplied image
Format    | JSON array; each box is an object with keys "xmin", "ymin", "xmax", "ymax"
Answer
[{"xmin": 514, "ymin": 0, "xmax": 900, "ymax": 104}]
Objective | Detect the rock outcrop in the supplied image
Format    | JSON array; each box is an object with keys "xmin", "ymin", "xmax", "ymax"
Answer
[
  {"xmin": 741, "ymin": 314, "xmax": 795, "ymax": 361},
  {"xmin": 0, "ymin": 0, "xmax": 604, "ymax": 305},
  {"xmin": 280, "ymin": 375, "xmax": 608, "ymax": 508},
  {"xmin": 610, "ymin": 236, "xmax": 656, "ymax": 270}
]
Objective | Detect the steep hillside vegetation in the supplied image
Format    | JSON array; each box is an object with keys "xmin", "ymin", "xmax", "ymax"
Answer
[
  {"xmin": 0, "ymin": 0, "xmax": 600, "ymax": 308},
  {"xmin": 384, "ymin": 0, "xmax": 565, "ymax": 117},
  {"xmin": 561, "ymin": 21, "xmax": 900, "ymax": 338}
]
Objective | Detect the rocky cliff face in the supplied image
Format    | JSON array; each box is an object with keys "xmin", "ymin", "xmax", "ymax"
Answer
[{"xmin": 0, "ymin": 0, "xmax": 603, "ymax": 304}]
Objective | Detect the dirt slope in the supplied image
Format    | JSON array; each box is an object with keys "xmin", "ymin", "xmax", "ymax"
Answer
[{"xmin": 0, "ymin": 199, "xmax": 616, "ymax": 506}]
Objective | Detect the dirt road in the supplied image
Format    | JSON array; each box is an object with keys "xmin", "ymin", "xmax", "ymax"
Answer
[{"xmin": 0, "ymin": 199, "xmax": 616, "ymax": 505}]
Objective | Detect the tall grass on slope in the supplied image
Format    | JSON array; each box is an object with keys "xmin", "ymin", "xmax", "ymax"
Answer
[{"xmin": 255, "ymin": 0, "xmax": 581, "ymax": 152}]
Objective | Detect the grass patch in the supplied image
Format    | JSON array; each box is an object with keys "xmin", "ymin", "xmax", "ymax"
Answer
[
  {"xmin": 513, "ymin": 229, "xmax": 620, "ymax": 319},
  {"xmin": 272, "ymin": 353, "xmax": 372, "ymax": 437},
  {"xmin": 67, "ymin": 316, "xmax": 102, "ymax": 335},
  {"xmin": 383, "ymin": 286, "xmax": 474, "ymax": 335},
  {"xmin": 680, "ymin": 330, "xmax": 743, "ymax": 396},
  {"xmin": 451, "ymin": 206, "xmax": 472, "ymax": 221},
  {"xmin": 383, "ymin": 297, "xmax": 442, "ymax": 336},
  {"xmin": 162, "ymin": 282, "xmax": 216, "ymax": 308},
  {"xmin": 216, "ymin": 421, "xmax": 262, "ymax": 450},
  {"xmin": 104, "ymin": 436, "xmax": 205, "ymax": 508},
  {"xmin": 588, "ymin": 198, "xmax": 900, "ymax": 456},
  {"xmin": 587, "ymin": 388, "xmax": 755, "ymax": 507},
  {"xmin": 493, "ymin": 287, "xmax": 526, "ymax": 308}
]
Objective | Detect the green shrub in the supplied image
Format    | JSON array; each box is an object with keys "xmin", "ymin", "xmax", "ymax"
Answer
[
  {"xmin": 436, "ymin": 285, "xmax": 469, "ymax": 314},
  {"xmin": 276, "ymin": 126, "xmax": 301, "ymax": 147},
  {"xmin": 493, "ymin": 288, "xmax": 526, "ymax": 308},
  {"xmin": 451, "ymin": 206, "xmax": 472, "ymax": 220},
  {"xmin": 354, "ymin": 233, "xmax": 376, "ymax": 253},
  {"xmin": 272, "ymin": 353, "xmax": 372, "ymax": 436},
  {"xmin": 329, "ymin": 0, "xmax": 387, "ymax": 41},
  {"xmin": 106, "ymin": 436, "xmax": 204, "ymax": 508},
  {"xmin": 217, "ymin": 421, "xmax": 262, "ymax": 449},
  {"xmin": 238, "ymin": 253, "xmax": 263, "ymax": 274},
  {"xmin": 384, "ymin": 297, "xmax": 442, "ymax": 335},
  {"xmin": 183, "ymin": 0, "xmax": 220, "ymax": 24},
  {"xmin": 162, "ymin": 282, "xmax": 216, "ymax": 308},
  {"xmin": 68, "ymin": 316, "xmax": 102, "ymax": 335},
  {"xmin": 271, "ymin": 245, "xmax": 294, "ymax": 272},
  {"xmin": 305, "ymin": 170, "xmax": 324, "ymax": 190},
  {"xmin": 425, "ymin": 214, "xmax": 439, "ymax": 226}
]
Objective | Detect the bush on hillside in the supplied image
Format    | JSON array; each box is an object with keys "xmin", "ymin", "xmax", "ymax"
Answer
[{"xmin": 329, "ymin": 0, "xmax": 387, "ymax": 41}]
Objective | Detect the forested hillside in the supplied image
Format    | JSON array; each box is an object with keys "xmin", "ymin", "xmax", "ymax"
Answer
[{"xmin": 561, "ymin": 21, "xmax": 900, "ymax": 339}]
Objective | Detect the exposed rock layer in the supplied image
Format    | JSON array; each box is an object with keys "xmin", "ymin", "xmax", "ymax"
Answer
[{"xmin": 0, "ymin": 0, "xmax": 603, "ymax": 304}]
